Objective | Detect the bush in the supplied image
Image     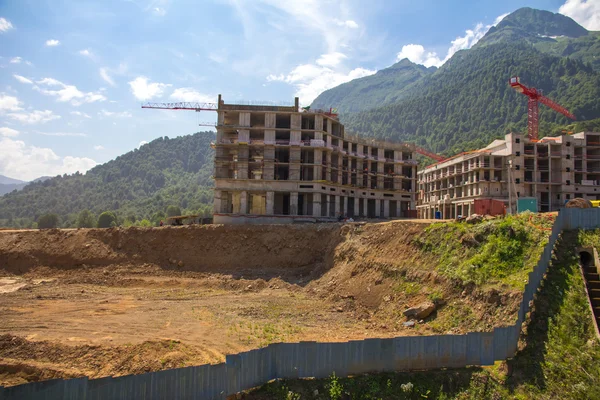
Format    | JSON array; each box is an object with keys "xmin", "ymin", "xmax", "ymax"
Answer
[
  {"xmin": 37, "ymin": 213, "xmax": 59, "ymax": 229},
  {"xmin": 166, "ymin": 205, "xmax": 181, "ymax": 217},
  {"xmin": 76, "ymin": 209, "xmax": 96, "ymax": 228},
  {"xmin": 138, "ymin": 219, "xmax": 152, "ymax": 227},
  {"xmin": 97, "ymin": 211, "xmax": 117, "ymax": 228}
]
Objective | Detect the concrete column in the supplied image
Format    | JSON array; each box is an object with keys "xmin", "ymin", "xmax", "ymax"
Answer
[
  {"xmin": 396, "ymin": 201, "xmax": 402, "ymax": 218},
  {"xmin": 325, "ymin": 195, "xmax": 330, "ymax": 217},
  {"xmin": 290, "ymin": 192, "xmax": 298, "ymax": 215},
  {"xmin": 375, "ymin": 199, "xmax": 381, "ymax": 218},
  {"xmin": 342, "ymin": 196, "xmax": 348, "ymax": 216},
  {"xmin": 240, "ymin": 191, "xmax": 248, "ymax": 214},
  {"xmin": 334, "ymin": 195, "xmax": 341, "ymax": 216},
  {"xmin": 383, "ymin": 200, "xmax": 390, "ymax": 218},
  {"xmin": 313, "ymin": 196, "xmax": 321, "ymax": 217},
  {"xmin": 362, "ymin": 198, "xmax": 368, "ymax": 217},
  {"xmin": 354, "ymin": 197, "xmax": 360, "ymax": 217},
  {"xmin": 266, "ymin": 191, "xmax": 274, "ymax": 215},
  {"xmin": 213, "ymin": 190, "xmax": 222, "ymax": 214}
]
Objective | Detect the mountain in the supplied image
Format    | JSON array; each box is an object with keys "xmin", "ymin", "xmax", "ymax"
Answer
[
  {"xmin": 0, "ymin": 175, "xmax": 53, "ymax": 196},
  {"xmin": 0, "ymin": 175, "xmax": 26, "ymax": 185},
  {"xmin": 478, "ymin": 7, "xmax": 600, "ymax": 71},
  {"xmin": 311, "ymin": 59, "xmax": 436, "ymax": 113},
  {"xmin": 313, "ymin": 7, "xmax": 600, "ymax": 156},
  {"xmin": 0, "ymin": 132, "xmax": 215, "ymax": 228}
]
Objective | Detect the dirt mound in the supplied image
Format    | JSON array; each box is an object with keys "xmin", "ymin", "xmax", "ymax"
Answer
[
  {"xmin": 0, "ymin": 334, "xmax": 217, "ymax": 386},
  {"xmin": 0, "ymin": 224, "xmax": 342, "ymax": 275}
]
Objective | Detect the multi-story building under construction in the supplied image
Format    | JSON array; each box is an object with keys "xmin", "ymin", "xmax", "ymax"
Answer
[
  {"xmin": 417, "ymin": 131, "xmax": 600, "ymax": 219},
  {"xmin": 212, "ymin": 96, "xmax": 417, "ymax": 224}
]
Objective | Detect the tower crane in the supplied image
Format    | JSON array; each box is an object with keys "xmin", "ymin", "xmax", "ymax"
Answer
[
  {"xmin": 509, "ymin": 76, "xmax": 576, "ymax": 141},
  {"xmin": 141, "ymin": 102, "xmax": 218, "ymax": 126}
]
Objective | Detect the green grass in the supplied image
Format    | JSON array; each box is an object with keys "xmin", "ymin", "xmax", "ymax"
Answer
[
  {"xmin": 244, "ymin": 229, "xmax": 600, "ymax": 399},
  {"xmin": 413, "ymin": 213, "xmax": 554, "ymax": 289}
]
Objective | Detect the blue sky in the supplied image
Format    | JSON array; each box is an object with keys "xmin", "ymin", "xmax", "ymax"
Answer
[{"xmin": 0, "ymin": 0, "xmax": 598, "ymax": 181}]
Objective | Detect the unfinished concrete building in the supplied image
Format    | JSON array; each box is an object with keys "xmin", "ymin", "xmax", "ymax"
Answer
[
  {"xmin": 212, "ymin": 96, "xmax": 417, "ymax": 224},
  {"xmin": 417, "ymin": 131, "xmax": 600, "ymax": 219}
]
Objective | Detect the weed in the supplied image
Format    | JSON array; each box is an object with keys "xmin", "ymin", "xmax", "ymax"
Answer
[{"xmin": 328, "ymin": 372, "xmax": 343, "ymax": 400}]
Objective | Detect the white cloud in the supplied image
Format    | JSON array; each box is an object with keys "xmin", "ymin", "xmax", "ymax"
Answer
[
  {"xmin": 139, "ymin": 140, "xmax": 148, "ymax": 147},
  {"xmin": 267, "ymin": 54, "xmax": 376, "ymax": 104},
  {"xmin": 99, "ymin": 68, "xmax": 115, "ymax": 86},
  {"xmin": 0, "ymin": 127, "xmax": 19, "ymax": 137},
  {"xmin": 396, "ymin": 13, "xmax": 509, "ymax": 68},
  {"xmin": 10, "ymin": 56, "xmax": 22, "ymax": 64},
  {"xmin": 0, "ymin": 137, "xmax": 97, "ymax": 181},
  {"xmin": 396, "ymin": 44, "xmax": 443, "ymax": 68},
  {"xmin": 25, "ymin": 77, "xmax": 107, "ymax": 106},
  {"xmin": 208, "ymin": 53, "xmax": 226, "ymax": 64},
  {"xmin": 0, "ymin": 17, "xmax": 13, "ymax": 33},
  {"xmin": 0, "ymin": 94, "xmax": 23, "ymax": 111},
  {"xmin": 170, "ymin": 88, "xmax": 214, "ymax": 103},
  {"xmin": 70, "ymin": 111, "xmax": 92, "ymax": 118},
  {"xmin": 7, "ymin": 110, "xmax": 61, "ymax": 124},
  {"xmin": 316, "ymin": 52, "xmax": 347, "ymax": 67},
  {"xmin": 128, "ymin": 76, "xmax": 171, "ymax": 101},
  {"xmin": 45, "ymin": 39, "xmax": 60, "ymax": 47},
  {"xmin": 99, "ymin": 109, "xmax": 132, "ymax": 118},
  {"xmin": 228, "ymin": 1, "xmax": 361, "ymax": 53},
  {"xmin": 559, "ymin": 0, "xmax": 600, "ymax": 30},
  {"xmin": 94, "ymin": 145, "xmax": 105, "ymax": 151},
  {"xmin": 36, "ymin": 131, "xmax": 87, "ymax": 137},
  {"xmin": 79, "ymin": 49, "xmax": 94, "ymax": 58},
  {"xmin": 13, "ymin": 74, "xmax": 33, "ymax": 84},
  {"xmin": 153, "ymin": 7, "xmax": 166, "ymax": 16},
  {"xmin": 333, "ymin": 19, "xmax": 359, "ymax": 29}
]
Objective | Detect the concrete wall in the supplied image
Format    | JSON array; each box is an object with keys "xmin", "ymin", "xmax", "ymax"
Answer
[{"xmin": 3, "ymin": 208, "xmax": 599, "ymax": 400}]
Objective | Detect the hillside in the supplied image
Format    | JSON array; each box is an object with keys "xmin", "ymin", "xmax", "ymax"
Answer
[
  {"xmin": 311, "ymin": 59, "xmax": 435, "ymax": 113},
  {"xmin": 312, "ymin": 7, "xmax": 600, "ymax": 155},
  {"xmin": 0, "ymin": 132, "xmax": 215, "ymax": 228}
]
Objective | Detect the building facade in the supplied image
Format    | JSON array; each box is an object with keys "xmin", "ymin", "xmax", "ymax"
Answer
[
  {"xmin": 212, "ymin": 96, "xmax": 417, "ymax": 224},
  {"xmin": 417, "ymin": 131, "xmax": 600, "ymax": 219}
]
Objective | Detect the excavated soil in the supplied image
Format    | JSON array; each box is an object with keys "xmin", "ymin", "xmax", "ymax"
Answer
[{"xmin": 0, "ymin": 222, "xmax": 521, "ymax": 387}]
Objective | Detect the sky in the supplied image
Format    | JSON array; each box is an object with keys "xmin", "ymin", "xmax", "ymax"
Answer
[{"xmin": 0, "ymin": 0, "xmax": 599, "ymax": 181}]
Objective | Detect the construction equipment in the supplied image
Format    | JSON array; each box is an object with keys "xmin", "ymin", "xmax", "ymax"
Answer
[
  {"xmin": 413, "ymin": 146, "xmax": 447, "ymax": 162},
  {"xmin": 509, "ymin": 76, "xmax": 576, "ymax": 141}
]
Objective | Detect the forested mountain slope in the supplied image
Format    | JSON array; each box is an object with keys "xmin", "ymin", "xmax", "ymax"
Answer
[
  {"xmin": 313, "ymin": 7, "xmax": 600, "ymax": 156},
  {"xmin": 342, "ymin": 42, "xmax": 600, "ymax": 155},
  {"xmin": 311, "ymin": 59, "xmax": 435, "ymax": 113},
  {"xmin": 0, "ymin": 132, "xmax": 215, "ymax": 228}
]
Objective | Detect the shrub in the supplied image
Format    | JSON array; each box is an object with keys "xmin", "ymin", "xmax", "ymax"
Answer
[
  {"xmin": 76, "ymin": 209, "xmax": 96, "ymax": 228},
  {"xmin": 166, "ymin": 205, "xmax": 181, "ymax": 217},
  {"xmin": 97, "ymin": 211, "xmax": 117, "ymax": 228},
  {"xmin": 37, "ymin": 213, "xmax": 59, "ymax": 229}
]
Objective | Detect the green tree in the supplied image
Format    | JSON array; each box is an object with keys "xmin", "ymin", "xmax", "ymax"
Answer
[
  {"xmin": 97, "ymin": 211, "xmax": 117, "ymax": 228},
  {"xmin": 137, "ymin": 219, "xmax": 152, "ymax": 227},
  {"xmin": 76, "ymin": 209, "xmax": 96, "ymax": 228},
  {"xmin": 166, "ymin": 205, "xmax": 181, "ymax": 217},
  {"xmin": 37, "ymin": 213, "xmax": 59, "ymax": 229}
]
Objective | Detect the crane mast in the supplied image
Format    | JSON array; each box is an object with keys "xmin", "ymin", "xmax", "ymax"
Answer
[{"xmin": 509, "ymin": 76, "xmax": 576, "ymax": 141}]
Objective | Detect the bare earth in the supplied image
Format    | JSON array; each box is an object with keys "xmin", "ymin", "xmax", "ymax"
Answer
[{"xmin": 0, "ymin": 221, "xmax": 518, "ymax": 387}]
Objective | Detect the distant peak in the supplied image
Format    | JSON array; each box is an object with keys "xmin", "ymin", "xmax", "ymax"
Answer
[{"xmin": 498, "ymin": 7, "xmax": 588, "ymax": 38}]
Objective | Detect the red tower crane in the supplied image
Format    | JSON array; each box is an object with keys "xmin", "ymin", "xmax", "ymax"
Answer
[
  {"xmin": 509, "ymin": 76, "xmax": 576, "ymax": 141},
  {"xmin": 413, "ymin": 145, "xmax": 447, "ymax": 162}
]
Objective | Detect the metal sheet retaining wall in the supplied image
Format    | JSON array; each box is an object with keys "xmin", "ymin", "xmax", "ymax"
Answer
[{"xmin": 2, "ymin": 209, "xmax": 599, "ymax": 400}]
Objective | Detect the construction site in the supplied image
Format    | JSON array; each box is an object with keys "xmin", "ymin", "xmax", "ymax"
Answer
[
  {"xmin": 1, "ymin": 77, "xmax": 599, "ymax": 399},
  {"xmin": 0, "ymin": 215, "xmax": 554, "ymax": 388}
]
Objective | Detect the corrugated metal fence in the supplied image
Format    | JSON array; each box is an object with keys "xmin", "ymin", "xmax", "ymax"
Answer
[{"xmin": 2, "ymin": 209, "xmax": 599, "ymax": 400}]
